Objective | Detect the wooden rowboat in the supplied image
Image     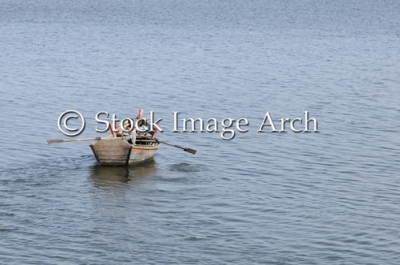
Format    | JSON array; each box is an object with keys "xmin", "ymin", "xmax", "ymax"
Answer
[
  {"xmin": 46, "ymin": 109, "xmax": 195, "ymax": 165},
  {"xmin": 90, "ymin": 137, "xmax": 160, "ymax": 166}
]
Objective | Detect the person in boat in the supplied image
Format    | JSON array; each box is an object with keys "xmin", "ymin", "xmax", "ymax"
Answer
[
  {"xmin": 136, "ymin": 119, "xmax": 149, "ymax": 137},
  {"xmin": 136, "ymin": 118, "xmax": 160, "ymax": 139},
  {"xmin": 122, "ymin": 119, "xmax": 135, "ymax": 135},
  {"xmin": 122, "ymin": 119, "xmax": 136, "ymax": 144},
  {"xmin": 137, "ymin": 119, "xmax": 147, "ymax": 131},
  {"xmin": 109, "ymin": 119, "xmax": 135, "ymax": 138}
]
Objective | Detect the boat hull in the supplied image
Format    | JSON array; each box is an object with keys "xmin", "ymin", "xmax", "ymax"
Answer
[{"xmin": 90, "ymin": 138, "xmax": 159, "ymax": 166}]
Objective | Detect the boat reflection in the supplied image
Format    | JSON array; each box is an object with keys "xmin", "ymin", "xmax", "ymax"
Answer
[{"xmin": 89, "ymin": 159, "xmax": 158, "ymax": 190}]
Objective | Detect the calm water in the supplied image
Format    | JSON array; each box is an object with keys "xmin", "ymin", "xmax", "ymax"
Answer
[{"xmin": 1, "ymin": 0, "xmax": 400, "ymax": 264}]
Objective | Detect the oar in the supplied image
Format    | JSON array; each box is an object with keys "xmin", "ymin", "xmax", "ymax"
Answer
[
  {"xmin": 156, "ymin": 139, "xmax": 196, "ymax": 155},
  {"xmin": 47, "ymin": 137, "xmax": 103, "ymax": 144}
]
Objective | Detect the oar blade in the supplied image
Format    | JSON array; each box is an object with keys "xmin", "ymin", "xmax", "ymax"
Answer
[
  {"xmin": 184, "ymin": 148, "xmax": 197, "ymax": 155},
  {"xmin": 47, "ymin": 139, "xmax": 64, "ymax": 144},
  {"xmin": 154, "ymin": 138, "xmax": 196, "ymax": 155},
  {"xmin": 47, "ymin": 137, "xmax": 101, "ymax": 144}
]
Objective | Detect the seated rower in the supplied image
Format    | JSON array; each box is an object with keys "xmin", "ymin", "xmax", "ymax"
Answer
[
  {"xmin": 122, "ymin": 119, "xmax": 135, "ymax": 136},
  {"xmin": 109, "ymin": 119, "xmax": 135, "ymax": 138},
  {"xmin": 136, "ymin": 119, "xmax": 160, "ymax": 139},
  {"xmin": 122, "ymin": 119, "xmax": 136, "ymax": 144},
  {"xmin": 136, "ymin": 119, "xmax": 151, "ymax": 138}
]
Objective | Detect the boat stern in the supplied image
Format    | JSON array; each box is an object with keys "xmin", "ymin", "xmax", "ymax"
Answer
[{"xmin": 90, "ymin": 138, "xmax": 132, "ymax": 166}]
